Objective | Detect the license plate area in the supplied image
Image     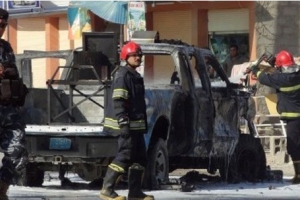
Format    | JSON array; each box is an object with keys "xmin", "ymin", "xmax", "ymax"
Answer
[{"xmin": 49, "ymin": 138, "xmax": 71, "ymax": 150}]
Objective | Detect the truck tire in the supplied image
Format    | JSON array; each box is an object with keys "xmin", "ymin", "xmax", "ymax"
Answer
[
  {"xmin": 145, "ymin": 138, "xmax": 169, "ymax": 190},
  {"xmin": 17, "ymin": 163, "xmax": 45, "ymax": 187},
  {"xmin": 219, "ymin": 134, "xmax": 266, "ymax": 183}
]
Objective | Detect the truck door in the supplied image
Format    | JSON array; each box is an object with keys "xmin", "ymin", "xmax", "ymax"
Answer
[
  {"xmin": 191, "ymin": 49, "xmax": 215, "ymax": 143},
  {"xmin": 200, "ymin": 48, "xmax": 241, "ymax": 152},
  {"xmin": 168, "ymin": 50, "xmax": 202, "ymax": 155}
]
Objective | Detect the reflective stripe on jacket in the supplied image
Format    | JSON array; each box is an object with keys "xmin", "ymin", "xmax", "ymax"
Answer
[
  {"xmin": 258, "ymin": 70, "xmax": 300, "ymax": 120},
  {"xmin": 103, "ymin": 65, "xmax": 147, "ymax": 136}
]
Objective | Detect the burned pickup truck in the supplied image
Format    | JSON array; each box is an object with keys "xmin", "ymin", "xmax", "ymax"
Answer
[{"xmin": 17, "ymin": 38, "xmax": 266, "ymax": 189}]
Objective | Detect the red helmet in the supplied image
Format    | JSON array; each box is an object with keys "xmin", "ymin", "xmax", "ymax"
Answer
[
  {"xmin": 275, "ymin": 50, "xmax": 295, "ymax": 67},
  {"xmin": 120, "ymin": 41, "xmax": 142, "ymax": 60}
]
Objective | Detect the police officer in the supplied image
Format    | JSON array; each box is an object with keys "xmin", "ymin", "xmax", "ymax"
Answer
[
  {"xmin": 253, "ymin": 50, "xmax": 300, "ymax": 184},
  {"xmin": 0, "ymin": 8, "xmax": 28, "ymax": 200},
  {"xmin": 100, "ymin": 41, "xmax": 154, "ymax": 200}
]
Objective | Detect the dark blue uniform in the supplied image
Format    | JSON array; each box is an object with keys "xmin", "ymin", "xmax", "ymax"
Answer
[
  {"xmin": 258, "ymin": 70, "xmax": 300, "ymax": 161},
  {"xmin": 103, "ymin": 65, "xmax": 147, "ymax": 172},
  {"xmin": 0, "ymin": 39, "xmax": 28, "ymax": 185}
]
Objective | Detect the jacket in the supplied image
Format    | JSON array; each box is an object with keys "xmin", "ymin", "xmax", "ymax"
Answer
[
  {"xmin": 0, "ymin": 39, "xmax": 28, "ymax": 106},
  {"xmin": 0, "ymin": 39, "xmax": 16, "ymax": 63},
  {"xmin": 258, "ymin": 70, "xmax": 300, "ymax": 119},
  {"xmin": 103, "ymin": 65, "xmax": 147, "ymax": 136}
]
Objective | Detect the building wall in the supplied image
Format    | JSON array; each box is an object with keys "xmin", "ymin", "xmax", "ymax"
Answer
[
  {"xmin": 18, "ymin": 18, "xmax": 47, "ymax": 88},
  {"xmin": 3, "ymin": 2, "xmax": 257, "ymax": 88},
  {"xmin": 153, "ymin": 11, "xmax": 192, "ymax": 44},
  {"xmin": 17, "ymin": 18, "xmax": 46, "ymax": 53},
  {"xmin": 146, "ymin": 1, "xmax": 255, "ymax": 79},
  {"xmin": 5, "ymin": 13, "xmax": 87, "ymax": 88},
  {"xmin": 256, "ymin": 1, "xmax": 300, "ymax": 56},
  {"xmin": 147, "ymin": 1, "xmax": 254, "ymax": 57}
]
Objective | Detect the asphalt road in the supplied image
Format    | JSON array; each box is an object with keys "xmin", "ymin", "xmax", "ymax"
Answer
[
  {"xmin": 5, "ymin": 170, "xmax": 300, "ymax": 200},
  {"xmin": 0, "ymin": 153, "xmax": 298, "ymax": 200}
]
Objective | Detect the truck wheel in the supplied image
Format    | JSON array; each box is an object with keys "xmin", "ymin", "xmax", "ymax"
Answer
[
  {"xmin": 17, "ymin": 163, "xmax": 45, "ymax": 187},
  {"xmin": 145, "ymin": 138, "xmax": 169, "ymax": 190},
  {"xmin": 220, "ymin": 134, "xmax": 266, "ymax": 183}
]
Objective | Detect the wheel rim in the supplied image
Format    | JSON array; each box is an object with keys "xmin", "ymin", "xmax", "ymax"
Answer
[{"xmin": 155, "ymin": 149, "xmax": 167, "ymax": 181}]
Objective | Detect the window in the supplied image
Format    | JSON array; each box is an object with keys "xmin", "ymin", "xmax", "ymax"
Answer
[
  {"xmin": 209, "ymin": 33, "xmax": 249, "ymax": 64},
  {"xmin": 144, "ymin": 54, "xmax": 179, "ymax": 85}
]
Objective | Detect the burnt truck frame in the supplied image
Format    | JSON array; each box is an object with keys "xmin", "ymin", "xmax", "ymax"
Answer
[{"xmin": 16, "ymin": 37, "xmax": 266, "ymax": 189}]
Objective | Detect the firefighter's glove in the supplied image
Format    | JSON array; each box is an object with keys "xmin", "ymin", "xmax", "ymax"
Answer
[
  {"xmin": 250, "ymin": 64, "xmax": 260, "ymax": 77},
  {"xmin": 263, "ymin": 53, "xmax": 276, "ymax": 67},
  {"xmin": 118, "ymin": 116, "xmax": 130, "ymax": 138}
]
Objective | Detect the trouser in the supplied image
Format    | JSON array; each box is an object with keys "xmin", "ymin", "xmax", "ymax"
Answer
[
  {"xmin": 286, "ymin": 118, "xmax": 300, "ymax": 161},
  {"xmin": 112, "ymin": 132, "xmax": 147, "ymax": 171},
  {"xmin": 0, "ymin": 106, "xmax": 28, "ymax": 185}
]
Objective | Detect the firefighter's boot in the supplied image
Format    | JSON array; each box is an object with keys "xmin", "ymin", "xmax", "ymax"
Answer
[
  {"xmin": 99, "ymin": 167, "xmax": 126, "ymax": 200},
  {"xmin": 290, "ymin": 161, "xmax": 300, "ymax": 184},
  {"xmin": 128, "ymin": 163, "xmax": 154, "ymax": 200},
  {"xmin": 0, "ymin": 180, "xmax": 9, "ymax": 200}
]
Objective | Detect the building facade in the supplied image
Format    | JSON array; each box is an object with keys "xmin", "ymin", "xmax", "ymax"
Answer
[{"xmin": 4, "ymin": 1, "xmax": 299, "ymax": 88}]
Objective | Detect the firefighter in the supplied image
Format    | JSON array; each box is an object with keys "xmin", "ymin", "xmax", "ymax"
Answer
[
  {"xmin": 100, "ymin": 41, "xmax": 154, "ymax": 200},
  {"xmin": 252, "ymin": 50, "xmax": 300, "ymax": 184},
  {"xmin": 0, "ymin": 8, "xmax": 28, "ymax": 200}
]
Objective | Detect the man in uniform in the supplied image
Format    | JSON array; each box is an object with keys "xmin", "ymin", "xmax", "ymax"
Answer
[
  {"xmin": 0, "ymin": 8, "xmax": 28, "ymax": 200},
  {"xmin": 253, "ymin": 50, "xmax": 300, "ymax": 184},
  {"xmin": 100, "ymin": 41, "xmax": 154, "ymax": 200}
]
